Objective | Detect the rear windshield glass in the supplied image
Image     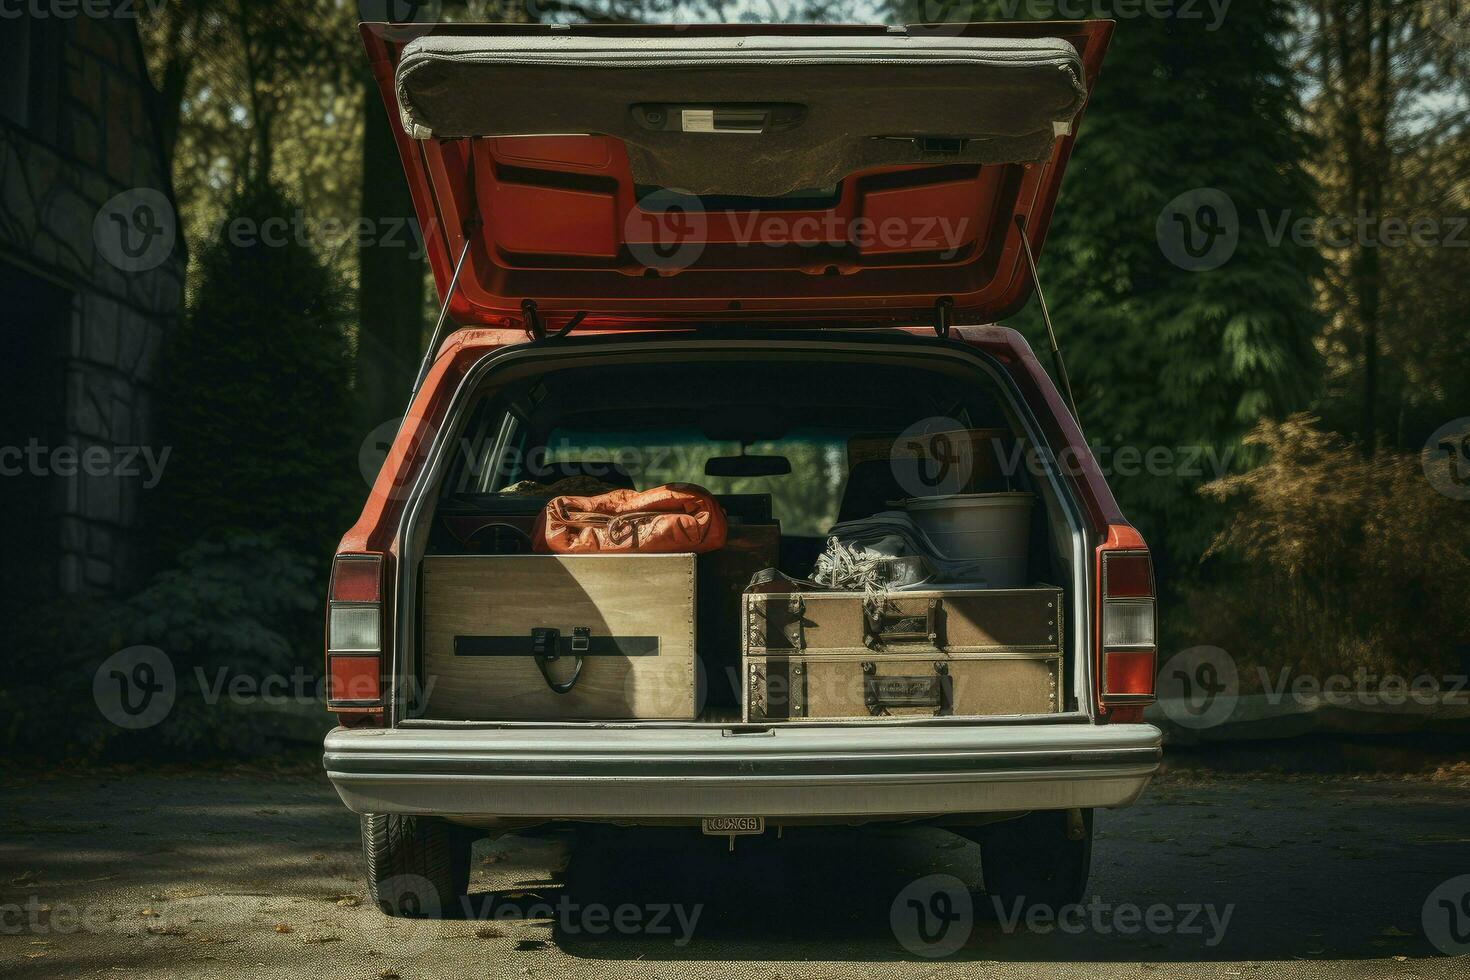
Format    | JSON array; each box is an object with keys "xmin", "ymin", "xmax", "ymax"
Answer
[
  {"xmin": 542, "ymin": 426, "xmax": 847, "ymax": 536},
  {"xmin": 441, "ymin": 357, "xmax": 1023, "ymax": 541}
]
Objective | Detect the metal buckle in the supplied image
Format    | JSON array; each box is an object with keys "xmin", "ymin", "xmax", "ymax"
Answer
[{"xmin": 530, "ymin": 627, "xmax": 559, "ymax": 658}]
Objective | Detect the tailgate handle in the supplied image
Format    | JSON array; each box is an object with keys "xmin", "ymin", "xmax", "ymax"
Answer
[
  {"xmin": 631, "ymin": 103, "xmax": 807, "ymax": 135},
  {"xmin": 531, "ymin": 627, "xmax": 585, "ymax": 694},
  {"xmin": 864, "ymin": 598, "xmax": 941, "ymax": 649}
]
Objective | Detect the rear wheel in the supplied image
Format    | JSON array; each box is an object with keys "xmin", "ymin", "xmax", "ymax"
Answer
[
  {"xmin": 361, "ymin": 813, "xmax": 473, "ymax": 918},
  {"xmin": 963, "ymin": 808, "xmax": 1093, "ymax": 913}
]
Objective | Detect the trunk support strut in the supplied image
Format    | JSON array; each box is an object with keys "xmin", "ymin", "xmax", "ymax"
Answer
[
  {"xmin": 410, "ymin": 220, "xmax": 479, "ymax": 398},
  {"xmin": 1015, "ymin": 215, "xmax": 1081, "ymax": 425},
  {"xmin": 411, "ymin": 139, "xmax": 482, "ymax": 400}
]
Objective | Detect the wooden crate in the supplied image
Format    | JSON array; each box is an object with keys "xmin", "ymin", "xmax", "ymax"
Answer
[
  {"xmin": 744, "ymin": 587, "xmax": 1062, "ymax": 654},
  {"xmin": 744, "ymin": 651, "xmax": 1061, "ymax": 721},
  {"xmin": 420, "ymin": 554, "xmax": 697, "ymax": 720},
  {"xmin": 742, "ymin": 586, "xmax": 1064, "ymax": 721}
]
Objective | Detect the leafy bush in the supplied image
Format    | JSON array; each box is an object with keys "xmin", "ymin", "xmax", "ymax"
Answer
[
  {"xmin": 1, "ymin": 535, "xmax": 325, "ymax": 760},
  {"xmin": 1177, "ymin": 415, "xmax": 1470, "ymax": 686}
]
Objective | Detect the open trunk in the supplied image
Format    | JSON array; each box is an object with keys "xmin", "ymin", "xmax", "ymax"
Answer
[
  {"xmin": 392, "ymin": 341, "xmax": 1091, "ymax": 726},
  {"xmin": 346, "ymin": 20, "xmax": 1114, "ymax": 724}
]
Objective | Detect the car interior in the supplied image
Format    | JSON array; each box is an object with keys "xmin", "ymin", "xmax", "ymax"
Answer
[{"xmin": 402, "ymin": 352, "xmax": 1085, "ymax": 722}]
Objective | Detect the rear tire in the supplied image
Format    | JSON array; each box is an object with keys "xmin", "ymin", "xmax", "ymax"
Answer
[
  {"xmin": 964, "ymin": 808, "xmax": 1093, "ymax": 913},
  {"xmin": 361, "ymin": 813, "xmax": 473, "ymax": 918}
]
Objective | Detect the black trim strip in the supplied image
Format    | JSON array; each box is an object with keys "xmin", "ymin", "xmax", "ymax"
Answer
[
  {"xmin": 454, "ymin": 635, "xmax": 660, "ymax": 657},
  {"xmin": 326, "ymin": 747, "xmax": 1162, "ymax": 779}
]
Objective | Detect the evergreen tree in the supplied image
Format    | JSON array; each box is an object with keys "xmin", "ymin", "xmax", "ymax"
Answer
[
  {"xmin": 952, "ymin": 3, "xmax": 1323, "ymax": 584},
  {"xmin": 156, "ymin": 180, "xmax": 360, "ymax": 562}
]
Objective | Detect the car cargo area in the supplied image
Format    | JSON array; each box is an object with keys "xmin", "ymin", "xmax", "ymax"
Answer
[{"xmin": 399, "ymin": 349, "xmax": 1087, "ymax": 726}]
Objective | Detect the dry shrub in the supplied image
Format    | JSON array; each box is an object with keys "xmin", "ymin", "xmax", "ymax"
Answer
[{"xmin": 1183, "ymin": 414, "xmax": 1470, "ymax": 686}]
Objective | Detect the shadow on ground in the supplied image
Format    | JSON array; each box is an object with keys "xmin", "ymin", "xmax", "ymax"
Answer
[
  {"xmin": 462, "ymin": 779, "xmax": 1468, "ymax": 964},
  {"xmin": 2, "ymin": 765, "xmax": 1468, "ymax": 976}
]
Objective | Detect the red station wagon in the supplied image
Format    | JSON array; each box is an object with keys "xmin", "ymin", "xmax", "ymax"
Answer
[{"xmin": 323, "ymin": 19, "xmax": 1162, "ymax": 919}]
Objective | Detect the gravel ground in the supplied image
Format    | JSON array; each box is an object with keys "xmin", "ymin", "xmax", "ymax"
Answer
[{"xmin": 2, "ymin": 760, "xmax": 1469, "ymax": 979}]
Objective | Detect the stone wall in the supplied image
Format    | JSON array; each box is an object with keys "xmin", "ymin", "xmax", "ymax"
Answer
[{"xmin": 0, "ymin": 11, "xmax": 184, "ymax": 596}]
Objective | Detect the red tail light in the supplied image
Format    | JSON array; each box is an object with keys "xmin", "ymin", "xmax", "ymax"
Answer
[
  {"xmin": 326, "ymin": 554, "xmax": 385, "ymax": 712},
  {"xmin": 1096, "ymin": 527, "xmax": 1157, "ymax": 720}
]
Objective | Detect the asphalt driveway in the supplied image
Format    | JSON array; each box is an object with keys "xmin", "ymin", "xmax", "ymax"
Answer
[{"xmin": 2, "ymin": 760, "xmax": 1469, "ymax": 978}]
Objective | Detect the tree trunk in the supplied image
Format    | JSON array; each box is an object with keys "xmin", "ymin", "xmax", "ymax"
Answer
[
  {"xmin": 151, "ymin": 9, "xmax": 194, "ymax": 171},
  {"xmin": 1328, "ymin": 0, "xmax": 1382, "ymax": 454},
  {"xmin": 1356, "ymin": 0, "xmax": 1394, "ymax": 455},
  {"xmin": 355, "ymin": 76, "xmax": 426, "ymax": 428}
]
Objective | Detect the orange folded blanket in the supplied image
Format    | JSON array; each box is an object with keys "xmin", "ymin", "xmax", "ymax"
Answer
[{"xmin": 532, "ymin": 483, "xmax": 728, "ymax": 555}]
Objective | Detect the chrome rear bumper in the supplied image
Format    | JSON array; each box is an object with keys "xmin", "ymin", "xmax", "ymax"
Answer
[{"xmin": 323, "ymin": 722, "xmax": 1162, "ymax": 822}]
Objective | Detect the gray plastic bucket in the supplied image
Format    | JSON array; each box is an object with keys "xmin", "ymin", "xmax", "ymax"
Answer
[{"xmin": 901, "ymin": 492, "xmax": 1034, "ymax": 586}]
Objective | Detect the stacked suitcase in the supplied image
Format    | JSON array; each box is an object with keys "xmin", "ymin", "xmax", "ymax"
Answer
[{"xmin": 742, "ymin": 586, "xmax": 1064, "ymax": 721}]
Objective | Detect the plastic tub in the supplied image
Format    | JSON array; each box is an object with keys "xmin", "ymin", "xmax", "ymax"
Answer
[{"xmin": 901, "ymin": 492, "xmax": 1034, "ymax": 586}]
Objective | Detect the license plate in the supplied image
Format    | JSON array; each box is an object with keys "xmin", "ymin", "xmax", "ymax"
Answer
[{"xmin": 701, "ymin": 816, "xmax": 764, "ymax": 836}]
